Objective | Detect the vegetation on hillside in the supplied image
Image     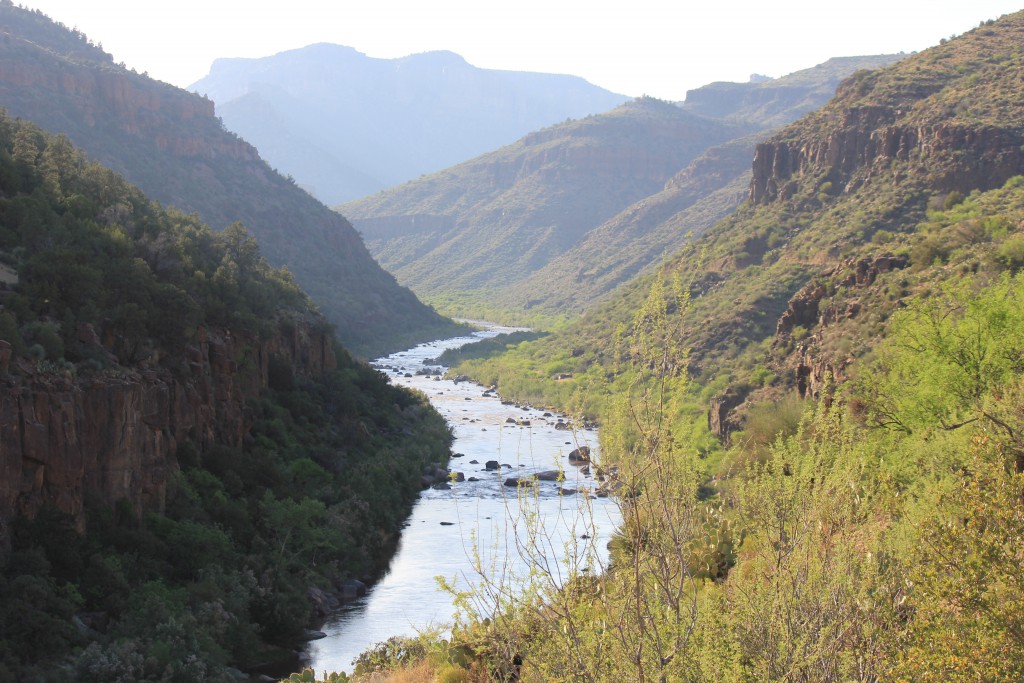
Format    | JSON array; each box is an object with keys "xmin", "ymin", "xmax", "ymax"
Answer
[
  {"xmin": 0, "ymin": 112, "xmax": 453, "ymax": 680},
  {"xmin": 315, "ymin": 13, "xmax": 1024, "ymax": 682},
  {"xmin": 317, "ymin": 231, "xmax": 1024, "ymax": 683},
  {"xmin": 452, "ymin": 10, "xmax": 1024, "ymax": 418}
]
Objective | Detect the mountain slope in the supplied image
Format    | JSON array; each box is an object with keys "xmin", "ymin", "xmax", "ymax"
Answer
[
  {"xmin": 496, "ymin": 134, "xmax": 757, "ymax": 313},
  {"xmin": 682, "ymin": 54, "xmax": 908, "ymax": 127},
  {"xmin": 345, "ymin": 55, "xmax": 900, "ymax": 320},
  {"xmin": 0, "ymin": 4, "xmax": 461, "ymax": 357},
  {"xmin": 457, "ymin": 10, "xmax": 1024, "ymax": 431},
  {"xmin": 346, "ymin": 98, "xmax": 755, "ymax": 316},
  {"xmin": 0, "ymin": 111, "xmax": 453, "ymax": 678},
  {"xmin": 421, "ymin": 14, "xmax": 1024, "ymax": 682},
  {"xmin": 190, "ymin": 44, "xmax": 629, "ymax": 204}
]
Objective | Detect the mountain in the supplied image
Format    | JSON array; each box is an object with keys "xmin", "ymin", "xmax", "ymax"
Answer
[
  {"xmin": 344, "ymin": 55, "xmax": 900, "ymax": 320},
  {"xmin": 0, "ymin": 112, "xmax": 453, "ymax": 678},
  {"xmin": 0, "ymin": 4, "xmax": 462, "ymax": 357},
  {"xmin": 414, "ymin": 14, "xmax": 1024, "ymax": 680},
  {"xmin": 189, "ymin": 44, "xmax": 629, "ymax": 205},
  {"xmin": 347, "ymin": 98, "xmax": 753, "ymax": 318},
  {"xmin": 458, "ymin": 11, "xmax": 1024, "ymax": 431},
  {"xmin": 681, "ymin": 54, "xmax": 908, "ymax": 127}
]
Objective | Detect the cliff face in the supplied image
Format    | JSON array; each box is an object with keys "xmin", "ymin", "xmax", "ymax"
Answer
[
  {"xmin": 772, "ymin": 255, "xmax": 909, "ymax": 401},
  {"xmin": 0, "ymin": 38, "xmax": 256, "ymax": 162},
  {"xmin": 751, "ymin": 108, "xmax": 1024, "ymax": 203},
  {"xmin": 0, "ymin": 319, "xmax": 336, "ymax": 535},
  {"xmin": 750, "ymin": 17, "xmax": 1024, "ymax": 205}
]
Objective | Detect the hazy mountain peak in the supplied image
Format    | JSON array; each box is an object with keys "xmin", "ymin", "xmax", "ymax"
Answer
[
  {"xmin": 682, "ymin": 54, "xmax": 904, "ymax": 127},
  {"xmin": 397, "ymin": 49, "xmax": 469, "ymax": 66},
  {"xmin": 190, "ymin": 43, "xmax": 628, "ymax": 204}
]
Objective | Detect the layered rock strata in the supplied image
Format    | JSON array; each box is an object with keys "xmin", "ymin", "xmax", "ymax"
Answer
[{"xmin": 0, "ymin": 320, "xmax": 336, "ymax": 535}]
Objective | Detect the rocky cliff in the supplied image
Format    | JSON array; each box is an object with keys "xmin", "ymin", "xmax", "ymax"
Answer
[
  {"xmin": 772, "ymin": 255, "xmax": 909, "ymax": 402},
  {"xmin": 749, "ymin": 18, "xmax": 1024, "ymax": 204},
  {"xmin": 0, "ymin": 318, "xmax": 336, "ymax": 536},
  {"xmin": 0, "ymin": 35, "xmax": 256, "ymax": 163},
  {"xmin": 751, "ymin": 110, "xmax": 1024, "ymax": 203}
]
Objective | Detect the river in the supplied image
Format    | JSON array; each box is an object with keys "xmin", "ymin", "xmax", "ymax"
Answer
[{"xmin": 306, "ymin": 325, "xmax": 622, "ymax": 674}]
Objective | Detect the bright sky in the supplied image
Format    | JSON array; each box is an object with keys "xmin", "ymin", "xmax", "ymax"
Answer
[{"xmin": 20, "ymin": 1, "xmax": 1024, "ymax": 100}]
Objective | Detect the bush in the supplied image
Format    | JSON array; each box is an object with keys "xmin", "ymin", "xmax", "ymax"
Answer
[
  {"xmin": 995, "ymin": 236, "xmax": 1024, "ymax": 271},
  {"xmin": 943, "ymin": 190, "xmax": 966, "ymax": 209}
]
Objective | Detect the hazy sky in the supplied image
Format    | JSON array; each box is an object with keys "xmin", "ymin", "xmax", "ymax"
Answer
[{"xmin": 20, "ymin": 1, "xmax": 1024, "ymax": 100}]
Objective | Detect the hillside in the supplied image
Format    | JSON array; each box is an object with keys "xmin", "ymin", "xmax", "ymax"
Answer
[
  {"xmin": 463, "ymin": 11, "xmax": 1024, "ymax": 422},
  {"xmin": 346, "ymin": 98, "xmax": 754, "ymax": 318},
  {"xmin": 190, "ymin": 44, "xmax": 629, "ymax": 205},
  {"xmin": 0, "ymin": 112, "xmax": 453, "ymax": 679},
  {"xmin": 0, "ymin": 3, "xmax": 462, "ymax": 357},
  {"xmin": 381, "ymin": 13, "xmax": 1024, "ymax": 682},
  {"xmin": 343, "ymin": 55, "xmax": 900, "ymax": 321}
]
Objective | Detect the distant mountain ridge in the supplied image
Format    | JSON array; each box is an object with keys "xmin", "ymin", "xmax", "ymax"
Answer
[
  {"xmin": 190, "ymin": 44, "xmax": 629, "ymax": 204},
  {"xmin": 0, "ymin": 4, "xmax": 461, "ymax": 356},
  {"xmin": 343, "ymin": 55, "xmax": 902, "ymax": 320}
]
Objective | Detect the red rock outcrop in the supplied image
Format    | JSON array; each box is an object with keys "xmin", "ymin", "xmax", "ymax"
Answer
[
  {"xmin": 773, "ymin": 255, "xmax": 909, "ymax": 400},
  {"xmin": 708, "ymin": 388, "xmax": 745, "ymax": 442},
  {"xmin": 0, "ymin": 318, "xmax": 336, "ymax": 534},
  {"xmin": 775, "ymin": 255, "xmax": 909, "ymax": 340},
  {"xmin": 750, "ymin": 106, "xmax": 1024, "ymax": 204}
]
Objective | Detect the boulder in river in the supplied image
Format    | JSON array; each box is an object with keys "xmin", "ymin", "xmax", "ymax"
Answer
[
  {"xmin": 504, "ymin": 476, "xmax": 538, "ymax": 488},
  {"xmin": 568, "ymin": 446, "xmax": 591, "ymax": 464},
  {"xmin": 307, "ymin": 587, "xmax": 340, "ymax": 615},
  {"xmin": 340, "ymin": 579, "xmax": 367, "ymax": 599},
  {"xmin": 535, "ymin": 470, "xmax": 562, "ymax": 481},
  {"xmin": 485, "ymin": 460, "xmax": 500, "ymax": 470}
]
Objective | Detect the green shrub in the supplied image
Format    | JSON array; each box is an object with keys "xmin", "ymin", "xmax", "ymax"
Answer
[{"xmin": 995, "ymin": 236, "xmax": 1024, "ymax": 271}]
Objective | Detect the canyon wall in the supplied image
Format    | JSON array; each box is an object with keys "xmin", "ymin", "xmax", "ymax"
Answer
[
  {"xmin": 0, "ymin": 318, "xmax": 336, "ymax": 537},
  {"xmin": 750, "ymin": 106, "xmax": 1024, "ymax": 203}
]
